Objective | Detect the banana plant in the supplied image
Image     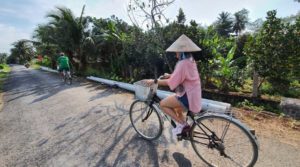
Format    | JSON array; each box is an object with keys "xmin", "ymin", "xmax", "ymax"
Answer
[{"xmin": 213, "ymin": 45, "xmax": 238, "ymax": 91}]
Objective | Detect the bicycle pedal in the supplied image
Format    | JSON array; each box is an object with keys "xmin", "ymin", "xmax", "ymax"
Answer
[
  {"xmin": 177, "ymin": 135, "xmax": 183, "ymax": 141},
  {"xmin": 177, "ymin": 137, "xmax": 182, "ymax": 141},
  {"xmin": 177, "ymin": 133, "xmax": 189, "ymax": 141}
]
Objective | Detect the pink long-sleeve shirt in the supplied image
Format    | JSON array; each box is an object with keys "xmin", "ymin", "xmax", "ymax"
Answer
[{"xmin": 167, "ymin": 58, "xmax": 202, "ymax": 113}]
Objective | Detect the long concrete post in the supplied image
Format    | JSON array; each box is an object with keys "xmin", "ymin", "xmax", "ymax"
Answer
[
  {"xmin": 86, "ymin": 76, "xmax": 231, "ymax": 113},
  {"xmin": 40, "ymin": 67, "xmax": 231, "ymax": 113}
]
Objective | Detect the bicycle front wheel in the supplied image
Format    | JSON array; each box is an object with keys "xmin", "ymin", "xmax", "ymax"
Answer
[
  {"xmin": 129, "ymin": 100, "xmax": 163, "ymax": 140},
  {"xmin": 190, "ymin": 114, "xmax": 258, "ymax": 167}
]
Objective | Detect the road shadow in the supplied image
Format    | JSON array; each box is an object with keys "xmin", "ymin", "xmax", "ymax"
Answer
[
  {"xmin": 173, "ymin": 152, "xmax": 192, "ymax": 167},
  {"xmin": 94, "ymin": 101, "xmax": 168, "ymax": 167},
  {"xmin": 5, "ymin": 66, "xmax": 193, "ymax": 166},
  {"xmin": 89, "ymin": 86, "xmax": 125, "ymax": 102},
  {"xmin": 31, "ymin": 99, "xmax": 175, "ymax": 166},
  {"xmin": 3, "ymin": 66, "xmax": 101, "ymax": 104}
]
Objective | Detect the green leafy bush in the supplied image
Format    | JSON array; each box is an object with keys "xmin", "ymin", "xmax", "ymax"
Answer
[
  {"xmin": 236, "ymin": 99, "xmax": 264, "ymax": 112},
  {"xmin": 260, "ymin": 80, "xmax": 300, "ymax": 98},
  {"xmin": 0, "ymin": 64, "xmax": 10, "ymax": 73},
  {"xmin": 37, "ymin": 56, "xmax": 52, "ymax": 68},
  {"xmin": 260, "ymin": 81, "xmax": 274, "ymax": 95},
  {"xmin": 284, "ymin": 80, "xmax": 300, "ymax": 98},
  {"xmin": 236, "ymin": 99, "xmax": 281, "ymax": 114},
  {"xmin": 84, "ymin": 67, "xmax": 104, "ymax": 77}
]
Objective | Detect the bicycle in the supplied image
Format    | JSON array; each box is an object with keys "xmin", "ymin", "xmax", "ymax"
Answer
[
  {"xmin": 129, "ymin": 78, "xmax": 259, "ymax": 167},
  {"xmin": 62, "ymin": 69, "xmax": 72, "ymax": 85}
]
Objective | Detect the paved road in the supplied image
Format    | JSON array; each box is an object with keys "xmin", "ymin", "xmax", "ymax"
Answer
[{"xmin": 0, "ymin": 65, "xmax": 299, "ymax": 167}]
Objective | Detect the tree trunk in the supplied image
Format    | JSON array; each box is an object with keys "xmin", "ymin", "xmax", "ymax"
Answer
[
  {"xmin": 77, "ymin": 47, "xmax": 84, "ymax": 72},
  {"xmin": 80, "ymin": 54, "xmax": 87, "ymax": 72},
  {"xmin": 252, "ymin": 70, "xmax": 259, "ymax": 97},
  {"xmin": 51, "ymin": 59, "xmax": 56, "ymax": 69}
]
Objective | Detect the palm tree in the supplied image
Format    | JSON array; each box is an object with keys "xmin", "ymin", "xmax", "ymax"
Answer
[
  {"xmin": 10, "ymin": 40, "xmax": 34, "ymax": 64},
  {"xmin": 33, "ymin": 24, "xmax": 60, "ymax": 68},
  {"xmin": 215, "ymin": 12, "xmax": 233, "ymax": 37},
  {"xmin": 46, "ymin": 5, "xmax": 91, "ymax": 71},
  {"xmin": 33, "ymin": 24, "xmax": 56, "ymax": 45},
  {"xmin": 233, "ymin": 9, "xmax": 249, "ymax": 36}
]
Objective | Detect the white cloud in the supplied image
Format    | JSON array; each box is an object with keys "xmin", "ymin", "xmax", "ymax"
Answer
[{"xmin": 0, "ymin": 24, "xmax": 31, "ymax": 53}]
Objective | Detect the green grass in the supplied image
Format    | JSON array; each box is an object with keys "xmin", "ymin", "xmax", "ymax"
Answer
[
  {"xmin": 83, "ymin": 67, "xmax": 126, "ymax": 82},
  {"xmin": 30, "ymin": 63, "xmax": 41, "ymax": 70},
  {"xmin": 0, "ymin": 64, "xmax": 11, "ymax": 73},
  {"xmin": 30, "ymin": 59, "xmax": 41, "ymax": 69},
  {"xmin": 0, "ymin": 64, "xmax": 11, "ymax": 92}
]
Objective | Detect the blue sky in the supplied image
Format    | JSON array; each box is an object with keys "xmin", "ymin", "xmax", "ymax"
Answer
[{"xmin": 0, "ymin": 0, "xmax": 299, "ymax": 53}]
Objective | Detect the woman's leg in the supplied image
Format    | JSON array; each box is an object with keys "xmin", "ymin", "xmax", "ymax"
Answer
[
  {"xmin": 160, "ymin": 95, "xmax": 186, "ymax": 124},
  {"xmin": 174, "ymin": 107, "xmax": 185, "ymax": 123}
]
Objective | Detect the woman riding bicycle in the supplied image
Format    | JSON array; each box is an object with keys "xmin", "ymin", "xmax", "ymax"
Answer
[{"xmin": 146, "ymin": 34, "xmax": 202, "ymax": 136}]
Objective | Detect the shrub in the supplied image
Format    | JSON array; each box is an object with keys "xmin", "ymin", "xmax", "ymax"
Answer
[
  {"xmin": 236, "ymin": 99, "xmax": 264, "ymax": 112},
  {"xmin": 84, "ymin": 67, "xmax": 103, "ymax": 77},
  {"xmin": 37, "ymin": 56, "xmax": 52, "ymax": 68}
]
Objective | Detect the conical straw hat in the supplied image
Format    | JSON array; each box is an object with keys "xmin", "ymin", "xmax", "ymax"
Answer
[{"xmin": 166, "ymin": 34, "xmax": 201, "ymax": 52}]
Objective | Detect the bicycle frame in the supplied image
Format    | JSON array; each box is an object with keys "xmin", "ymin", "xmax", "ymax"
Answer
[
  {"xmin": 133, "ymin": 87, "xmax": 259, "ymax": 165},
  {"xmin": 151, "ymin": 94, "xmax": 177, "ymax": 128},
  {"xmin": 62, "ymin": 70, "xmax": 70, "ymax": 77},
  {"xmin": 146, "ymin": 94, "xmax": 225, "ymax": 147}
]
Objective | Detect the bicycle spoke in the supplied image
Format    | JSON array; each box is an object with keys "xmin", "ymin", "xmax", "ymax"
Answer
[
  {"xmin": 130, "ymin": 100, "xmax": 162, "ymax": 140},
  {"xmin": 190, "ymin": 139, "xmax": 209, "ymax": 146},
  {"xmin": 193, "ymin": 130, "xmax": 210, "ymax": 139},
  {"xmin": 190, "ymin": 115, "xmax": 258, "ymax": 167},
  {"xmin": 229, "ymin": 156, "xmax": 247, "ymax": 165},
  {"xmin": 221, "ymin": 121, "xmax": 231, "ymax": 141},
  {"xmin": 225, "ymin": 140, "xmax": 251, "ymax": 148},
  {"xmin": 193, "ymin": 135, "xmax": 210, "ymax": 140},
  {"xmin": 225, "ymin": 155, "xmax": 244, "ymax": 167}
]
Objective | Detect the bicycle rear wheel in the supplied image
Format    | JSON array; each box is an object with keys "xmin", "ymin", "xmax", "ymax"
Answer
[
  {"xmin": 62, "ymin": 71, "xmax": 67, "ymax": 84},
  {"xmin": 129, "ymin": 100, "xmax": 163, "ymax": 140},
  {"xmin": 190, "ymin": 114, "xmax": 258, "ymax": 167},
  {"xmin": 67, "ymin": 74, "xmax": 72, "ymax": 85}
]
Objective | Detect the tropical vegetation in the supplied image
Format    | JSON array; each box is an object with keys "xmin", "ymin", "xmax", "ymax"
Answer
[{"xmin": 5, "ymin": 0, "xmax": 300, "ymax": 112}]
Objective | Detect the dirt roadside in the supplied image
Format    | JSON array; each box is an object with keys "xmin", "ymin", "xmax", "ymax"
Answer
[{"xmin": 0, "ymin": 65, "xmax": 299, "ymax": 167}]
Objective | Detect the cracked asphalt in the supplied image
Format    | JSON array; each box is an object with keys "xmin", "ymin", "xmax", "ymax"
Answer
[{"xmin": 0, "ymin": 65, "xmax": 299, "ymax": 167}]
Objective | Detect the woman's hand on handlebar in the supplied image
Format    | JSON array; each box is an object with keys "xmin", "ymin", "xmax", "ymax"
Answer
[
  {"xmin": 144, "ymin": 78, "xmax": 168, "ymax": 87},
  {"xmin": 160, "ymin": 73, "xmax": 170, "ymax": 79},
  {"xmin": 143, "ymin": 79, "xmax": 155, "ymax": 86}
]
